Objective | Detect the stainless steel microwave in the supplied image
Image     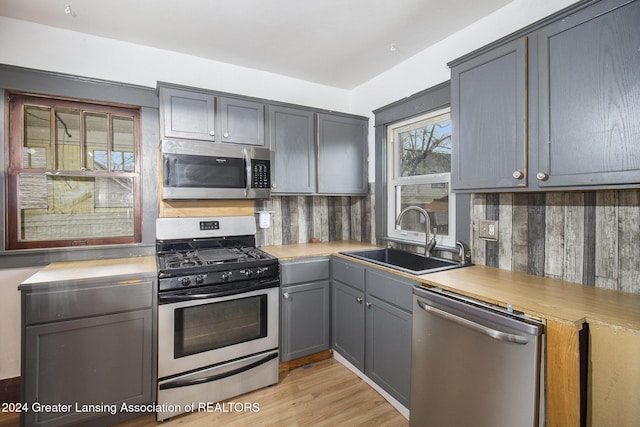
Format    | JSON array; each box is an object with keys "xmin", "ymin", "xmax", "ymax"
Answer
[{"xmin": 161, "ymin": 140, "xmax": 271, "ymax": 199}]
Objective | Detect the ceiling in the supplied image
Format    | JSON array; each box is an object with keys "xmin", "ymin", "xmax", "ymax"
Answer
[{"xmin": 0, "ymin": 0, "xmax": 513, "ymax": 89}]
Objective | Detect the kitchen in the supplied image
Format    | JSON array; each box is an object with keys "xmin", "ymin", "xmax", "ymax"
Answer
[{"xmin": 1, "ymin": 0, "xmax": 640, "ymax": 426}]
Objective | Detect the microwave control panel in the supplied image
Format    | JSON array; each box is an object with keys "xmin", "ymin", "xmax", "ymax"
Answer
[{"xmin": 251, "ymin": 159, "xmax": 271, "ymax": 189}]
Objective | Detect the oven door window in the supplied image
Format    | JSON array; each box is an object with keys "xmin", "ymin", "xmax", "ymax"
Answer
[
  {"xmin": 174, "ymin": 295, "xmax": 267, "ymax": 358},
  {"xmin": 164, "ymin": 153, "xmax": 245, "ymax": 189}
]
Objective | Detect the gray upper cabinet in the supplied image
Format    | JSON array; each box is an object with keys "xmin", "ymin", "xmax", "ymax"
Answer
[
  {"xmin": 536, "ymin": 0, "xmax": 640, "ymax": 187},
  {"xmin": 269, "ymin": 106, "xmax": 316, "ymax": 193},
  {"xmin": 450, "ymin": 0, "xmax": 640, "ymax": 192},
  {"xmin": 160, "ymin": 87, "xmax": 216, "ymax": 141},
  {"xmin": 451, "ymin": 38, "xmax": 527, "ymax": 190},
  {"xmin": 317, "ymin": 114, "xmax": 368, "ymax": 195},
  {"xmin": 219, "ymin": 96, "xmax": 265, "ymax": 146}
]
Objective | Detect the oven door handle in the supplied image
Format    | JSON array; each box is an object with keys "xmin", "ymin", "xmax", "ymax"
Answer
[{"xmin": 159, "ymin": 351, "xmax": 278, "ymax": 390}]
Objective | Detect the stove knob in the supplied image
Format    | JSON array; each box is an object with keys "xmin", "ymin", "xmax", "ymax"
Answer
[
  {"xmin": 180, "ymin": 277, "xmax": 191, "ymax": 287},
  {"xmin": 242, "ymin": 269, "xmax": 253, "ymax": 278},
  {"xmin": 256, "ymin": 267, "xmax": 268, "ymax": 277},
  {"xmin": 195, "ymin": 275, "xmax": 205, "ymax": 285},
  {"xmin": 221, "ymin": 272, "xmax": 231, "ymax": 282}
]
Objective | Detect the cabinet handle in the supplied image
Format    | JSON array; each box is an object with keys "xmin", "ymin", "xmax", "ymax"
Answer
[
  {"xmin": 283, "ymin": 292, "xmax": 290, "ymax": 300},
  {"xmin": 512, "ymin": 170, "xmax": 524, "ymax": 180},
  {"xmin": 209, "ymin": 130, "xmax": 215, "ymax": 137},
  {"xmin": 356, "ymin": 297, "xmax": 363, "ymax": 304},
  {"xmin": 536, "ymin": 172, "xmax": 549, "ymax": 181},
  {"xmin": 223, "ymin": 132, "xmax": 230, "ymax": 138},
  {"xmin": 366, "ymin": 302, "xmax": 372, "ymax": 309}
]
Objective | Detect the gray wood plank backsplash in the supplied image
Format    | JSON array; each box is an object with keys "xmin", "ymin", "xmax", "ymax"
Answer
[
  {"xmin": 472, "ymin": 190, "xmax": 640, "ymax": 293},
  {"xmin": 255, "ymin": 185, "xmax": 375, "ymax": 248}
]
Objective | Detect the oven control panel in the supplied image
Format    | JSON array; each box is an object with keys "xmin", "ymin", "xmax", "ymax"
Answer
[{"xmin": 199, "ymin": 221, "xmax": 220, "ymax": 231}]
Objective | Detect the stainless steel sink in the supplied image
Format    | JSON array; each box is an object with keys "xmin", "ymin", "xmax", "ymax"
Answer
[{"xmin": 341, "ymin": 248, "xmax": 470, "ymax": 275}]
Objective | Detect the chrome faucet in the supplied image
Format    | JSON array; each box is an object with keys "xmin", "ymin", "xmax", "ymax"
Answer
[
  {"xmin": 456, "ymin": 240, "xmax": 471, "ymax": 265},
  {"xmin": 395, "ymin": 206, "xmax": 437, "ymax": 257}
]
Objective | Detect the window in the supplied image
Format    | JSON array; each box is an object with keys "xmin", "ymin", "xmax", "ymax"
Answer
[
  {"xmin": 386, "ymin": 108, "xmax": 455, "ymax": 247},
  {"xmin": 6, "ymin": 94, "xmax": 142, "ymax": 249}
]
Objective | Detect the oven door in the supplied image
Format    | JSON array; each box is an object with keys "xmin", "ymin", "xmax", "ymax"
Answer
[{"xmin": 158, "ymin": 285, "xmax": 279, "ymax": 379}]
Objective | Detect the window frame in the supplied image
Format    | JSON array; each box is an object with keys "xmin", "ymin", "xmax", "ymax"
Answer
[
  {"xmin": 386, "ymin": 107, "xmax": 456, "ymax": 248},
  {"xmin": 6, "ymin": 93, "xmax": 143, "ymax": 250}
]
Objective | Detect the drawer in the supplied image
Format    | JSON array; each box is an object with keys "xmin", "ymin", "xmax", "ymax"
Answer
[
  {"xmin": 280, "ymin": 257, "xmax": 330, "ymax": 285},
  {"xmin": 365, "ymin": 268, "xmax": 416, "ymax": 312},
  {"xmin": 24, "ymin": 279, "xmax": 154, "ymax": 325},
  {"xmin": 332, "ymin": 257, "xmax": 365, "ymax": 291}
]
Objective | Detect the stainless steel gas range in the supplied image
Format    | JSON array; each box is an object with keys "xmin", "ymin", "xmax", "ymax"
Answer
[{"xmin": 155, "ymin": 216, "xmax": 279, "ymax": 421}]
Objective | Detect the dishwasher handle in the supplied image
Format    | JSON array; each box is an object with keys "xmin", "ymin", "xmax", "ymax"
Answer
[{"xmin": 416, "ymin": 298, "xmax": 529, "ymax": 345}]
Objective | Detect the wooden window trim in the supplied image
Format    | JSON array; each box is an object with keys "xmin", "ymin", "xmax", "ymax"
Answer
[{"xmin": 6, "ymin": 93, "xmax": 143, "ymax": 250}]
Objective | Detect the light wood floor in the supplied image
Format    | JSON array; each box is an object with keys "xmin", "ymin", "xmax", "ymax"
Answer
[
  {"xmin": 0, "ymin": 358, "xmax": 407, "ymax": 427},
  {"xmin": 117, "ymin": 358, "xmax": 407, "ymax": 426}
]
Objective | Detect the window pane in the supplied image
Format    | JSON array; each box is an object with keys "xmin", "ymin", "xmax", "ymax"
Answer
[
  {"xmin": 84, "ymin": 113, "xmax": 109, "ymax": 170},
  {"xmin": 54, "ymin": 109, "xmax": 81, "ymax": 170},
  {"xmin": 23, "ymin": 105, "xmax": 51, "ymax": 169},
  {"xmin": 397, "ymin": 117, "xmax": 451, "ymax": 177},
  {"xmin": 18, "ymin": 173, "xmax": 134, "ymax": 242},
  {"xmin": 396, "ymin": 182, "xmax": 449, "ymax": 236},
  {"xmin": 112, "ymin": 116, "xmax": 135, "ymax": 172}
]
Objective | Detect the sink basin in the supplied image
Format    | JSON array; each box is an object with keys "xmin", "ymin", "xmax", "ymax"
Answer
[{"xmin": 341, "ymin": 248, "xmax": 469, "ymax": 275}]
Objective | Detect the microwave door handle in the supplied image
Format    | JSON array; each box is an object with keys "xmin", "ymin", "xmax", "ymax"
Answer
[
  {"xmin": 163, "ymin": 156, "xmax": 172, "ymax": 186},
  {"xmin": 243, "ymin": 148, "xmax": 250, "ymax": 197}
]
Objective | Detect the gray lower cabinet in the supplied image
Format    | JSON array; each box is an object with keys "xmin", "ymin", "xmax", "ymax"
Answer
[
  {"xmin": 280, "ymin": 257, "xmax": 330, "ymax": 362},
  {"xmin": 317, "ymin": 113, "xmax": 368, "ymax": 195},
  {"xmin": 331, "ymin": 257, "xmax": 416, "ymax": 408},
  {"xmin": 269, "ymin": 106, "xmax": 316, "ymax": 194},
  {"xmin": 450, "ymin": 0, "xmax": 640, "ymax": 192},
  {"xmin": 20, "ymin": 277, "xmax": 156, "ymax": 427}
]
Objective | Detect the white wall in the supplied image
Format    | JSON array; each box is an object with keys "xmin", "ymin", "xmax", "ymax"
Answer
[
  {"xmin": 0, "ymin": 267, "xmax": 41, "ymax": 379},
  {"xmin": 351, "ymin": 0, "xmax": 580, "ymax": 182},
  {"xmin": 0, "ymin": 16, "xmax": 351, "ymax": 113}
]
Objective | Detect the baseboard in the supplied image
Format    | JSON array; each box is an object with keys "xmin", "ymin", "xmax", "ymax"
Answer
[
  {"xmin": 333, "ymin": 351, "xmax": 410, "ymax": 420},
  {"xmin": 0, "ymin": 377, "xmax": 20, "ymax": 404}
]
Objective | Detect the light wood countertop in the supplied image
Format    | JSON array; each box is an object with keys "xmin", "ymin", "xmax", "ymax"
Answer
[
  {"xmin": 261, "ymin": 241, "xmax": 380, "ymax": 260},
  {"xmin": 20, "ymin": 256, "xmax": 157, "ymax": 287},
  {"xmin": 264, "ymin": 242, "xmax": 640, "ymax": 333},
  {"xmin": 417, "ymin": 265, "xmax": 640, "ymax": 333}
]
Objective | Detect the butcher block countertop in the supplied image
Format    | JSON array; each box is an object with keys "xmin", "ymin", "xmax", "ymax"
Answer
[
  {"xmin": 417, "ymin": 265, "xmax": 640, "ymax": 333},
  {"xmin": 261, "ymin": 241, "xmax": 380, "ymax": 260},
  {"xmin": 20, "ymin": 256, "xmax": 157, "ymax": 288}
]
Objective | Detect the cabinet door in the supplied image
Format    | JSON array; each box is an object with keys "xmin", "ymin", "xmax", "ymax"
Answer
[
  {"xmin": 219, "ymin": 97, "xmax": 265, "ymax": 145},
  {"xmin": 270, "ymin": 106, "xmax": 316, "ymax": 194},
  {"xmin": 537, "ymin": 0, "xmax": 640, "ymax": 187},
  {"xmin": 280, "ymin": 281, "xmax": 330, "ymax": 362},
  {"xmin": 161, "ymin": 87, "xmax": 216, "ymax": 141},
  {"xmin": 365, "ymin": 284, "xmax": 412, "ymax": 407},
  {"xmin": 23, "ymin": 309, "xmax": 153, "ymax": 427},
  {"xmin": 451, "ymin": 38, "xmax": 528, "ymax": 190},
  {"xmin": 331, "ymin": 280, "xmax": 365, "ymax": 371},
  {"xmin": 317, "ymin": 114, "xmax": 368, "ymax": 195}
]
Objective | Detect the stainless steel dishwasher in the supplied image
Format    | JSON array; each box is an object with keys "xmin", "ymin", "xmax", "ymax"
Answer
[{"xmin": 411, "ymin": 286, "xmax": 544, "ymax": 427}]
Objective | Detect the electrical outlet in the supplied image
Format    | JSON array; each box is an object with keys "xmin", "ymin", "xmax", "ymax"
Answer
[{"xmin": 479, "ymin": 219, "xmax": 499, "ymax": 240}]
